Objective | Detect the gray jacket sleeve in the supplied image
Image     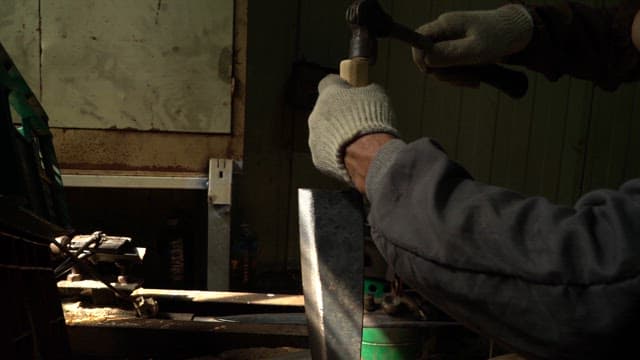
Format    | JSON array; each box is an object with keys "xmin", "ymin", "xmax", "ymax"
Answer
[{"xmin": 365, "ymin": 138, "xmax": 640, "ymax": 360}]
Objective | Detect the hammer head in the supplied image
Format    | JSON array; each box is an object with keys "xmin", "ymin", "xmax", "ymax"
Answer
[{"xmin": 346, "ymin": 0, "xmax": 394, "ymax": 63}]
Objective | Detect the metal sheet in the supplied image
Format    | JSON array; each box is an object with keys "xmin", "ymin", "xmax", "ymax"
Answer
[
  {"xmin": 194, "ymin": 312, "xmax": 458, "ymax": 329},
  {"xmin": 208, "ymin": 204, "xmax": 230, "ymax": 290},
  {"xmin": 131, "ymin": 289, "xmax": 304, "ymax": 306},
  {"xmin": 40, "ymin": 0, "xmax": 233, "ymax": 133},
  {"xmin": 298, "ymin": 189, "xmax": 364, "ymax": 360}
]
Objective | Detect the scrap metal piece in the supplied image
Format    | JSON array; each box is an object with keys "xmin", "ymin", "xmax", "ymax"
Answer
[
  {"xmin": 133, "ymin": 296, "xmax": 159, "ymax": 319},
  {"xmin": 298, "ymin": 189, "xmax": 364, "ymax": 360}
]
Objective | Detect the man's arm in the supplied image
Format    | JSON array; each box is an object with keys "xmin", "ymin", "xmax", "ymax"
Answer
[
  {"xmin": 311, "ymin": 72, "xmax": 640, "ymax": 359},
  {"xmin": 355, "ymin": 137, "xmax": 640, "ymax": 359},
  {"xmin": 344, "ymin": 133, "xmax": 395, "ymax": 193},
  {"xmin": 505, "ymin": 1, "xmax": 640, "ymax": 90}
]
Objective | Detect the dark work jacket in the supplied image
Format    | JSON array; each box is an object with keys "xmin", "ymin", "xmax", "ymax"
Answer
[
  {"xmin": 507, "ymin": 1, "xmax": 640, "ymax": 90},
  {"xmin": 367, "ymin": 139, "xmax": 640, "ymax": 359},
  {"xmin": 365, "ymin": 2, "xmax": 640, "ymax": 359}
]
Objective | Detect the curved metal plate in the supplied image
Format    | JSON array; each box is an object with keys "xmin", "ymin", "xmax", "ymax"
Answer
[{"xmin": 298, "ymin": 189, "xmax": 364, "ymax": 360}]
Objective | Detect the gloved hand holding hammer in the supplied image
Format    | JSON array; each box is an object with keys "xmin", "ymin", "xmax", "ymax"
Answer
[
  {"xmin": 308, "ymin": 74, "xmax": 398, "ymax": 186},
  {"xmin": 412, "ymin": 4, "xmax": 533, "ymax": 87},
  {"xmin": 309, "ymin": 0, "xmax": 534, "ymax": 190}
]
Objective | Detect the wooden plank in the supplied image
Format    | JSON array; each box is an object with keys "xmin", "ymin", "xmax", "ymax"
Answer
[
  {"xmin": 491, "ymin": 0, "xmax": 599, "ymax": 200},
  {"xmin": 554, "ymin": 78, "xmax": 593, "ymax": 205},
  {"xmin": 490, "ymin": 73, "xmax": 537, "ymax": 192},
  {"xmin": 385, "ymin": 0, "xmax": 430, "ymax": 142},
  {"xmin": 571, "ymin": 0, "xmax": 629, "ymax": 198},
  {"xmin": 454, "ymin": 0, "xmax": 502, "ymax": 182},
  {"xmin": 529, "ymin": 0, "xmax": 598, "ymax": 202},
  {"xmin": 420, "ymin": 0, "xmax": 466, "ymax": 155},
  {"xmin": 602, "ymin": 84, "xmax": 638, "ymax": 188},
  {"xmin": 521, "ymin": 76, "xmax": 572, "ymax": 200},
  {"xmin": 298, "ymin": 0, "xmax": 324, "ymax": 66},
  {"xmin": 325, "ymin": 1, "xmax": 352, "ymax": 70},
  {"xmin": 237, "ymin": 154, "xmax": 288, "ymax": 273},
  {"xmin": 298, "ymin": 0, "xmax": 347, "ymax": 69},
  {"xmin": 455, "ymin": 86, "xmax": 499, "ymax": 182},
  {"xmin": 63, "ymin": 302, "xmax": 137, "ymax": 325},
  {"xmin": 131, "ymin": 288, "xmax": 305, "ymax": 307},
  {"xmin": 623, "ymin": 84, "xmax": 640, "ymax": 180},
  {"xmin": 41, "ymin": 0, "xmax": 233, "ymax": 133},
  {"xmin": 69, "ymin": 320, "xmax": 308, "ymax": 336},
  {"xmin": 582, "ymin": 83, "xmax": 638, "ymax": 193},
  {"xmin": 232, "ymin": 0, "xmax": 248, "ymax": 159},
  {"xmin": 238, "ymin": 0, "xmax": 299, "ymax": 272},
  {"xmin": 368, "ymin": 0, "xmax": 394, "ymax": 87},
  {"xmin": 66, "ymin": 320, "xmax": 308, "ymax": 359}
]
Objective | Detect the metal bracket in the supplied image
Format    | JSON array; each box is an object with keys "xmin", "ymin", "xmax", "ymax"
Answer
[
  {"xmin": 208, "ymin": 159, "xmax": 233, "ymax": 205},
  {"xmin": 62, "ymin": 174, "xmax": 208, "ymax": 189},
  {"xmin": 207, "ymin": 159, "xmax": 233, "ymax": 290}
]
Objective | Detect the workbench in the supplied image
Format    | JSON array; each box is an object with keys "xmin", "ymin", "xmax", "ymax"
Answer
[{"xmin": 61, "ymin": 287, "xmax": 308, "ymax": 358}]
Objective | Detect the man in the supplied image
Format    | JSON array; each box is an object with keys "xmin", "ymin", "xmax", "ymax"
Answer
[{"xmin": 308, "ymin": 2, "xmax": 640, "ymax": 359}]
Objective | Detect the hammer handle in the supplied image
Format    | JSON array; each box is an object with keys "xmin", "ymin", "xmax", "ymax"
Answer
[
  {"xmin": 340, "ymin": 57, "xmax": 370, "ymax": 87},
  {"xmin": 434, "ymin": 64, "xmax": 529, "ymax": 99}
]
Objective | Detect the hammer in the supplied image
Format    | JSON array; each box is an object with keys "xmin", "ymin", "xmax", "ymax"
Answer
[{"xmin": 340, "ymin": 0, "xmax": 529, "ymax": 99}]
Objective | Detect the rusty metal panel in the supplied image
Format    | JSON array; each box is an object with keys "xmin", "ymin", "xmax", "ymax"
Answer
[
  {"xmin": 41, "ymin": 0, "xmax": 233, "ymax": 133},
  {"xmin": 51, "ymin": 128, "xmax": 242, "ymax": 173}
]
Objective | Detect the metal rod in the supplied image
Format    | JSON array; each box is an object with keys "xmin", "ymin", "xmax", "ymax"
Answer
[{"xmin": 62, "ymin": 174, "xmax": 208, "ymax": 189}]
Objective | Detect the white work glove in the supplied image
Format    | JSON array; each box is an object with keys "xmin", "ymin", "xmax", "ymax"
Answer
[
  {"xmin": 308, "ymin": 74, "xmax": 398, "ymax": 182},
  {"xmin": 412, "ymin": 4, "xmax": 533, "ymax": 71}
]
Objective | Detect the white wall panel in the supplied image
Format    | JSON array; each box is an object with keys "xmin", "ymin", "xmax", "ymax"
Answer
[{"xmin": 39, "ymin": 0, "xmax": 232, "ymax": 133}]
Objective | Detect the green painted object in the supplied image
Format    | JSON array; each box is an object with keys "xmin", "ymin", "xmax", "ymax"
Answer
[
  {"xmin": 361, "ymin": 327, "xmax": 423, "ymax": 360},
  {"xmin": 0, "ymin": 42, "xmax": 70, "ymax": 228},
  {"xmin": 362, "ymin": 279, "xmax": 423, "ymax": 358},
  {"xmin": 364, "ymin": 278, "xmax": 386, "ymax": 300}
]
